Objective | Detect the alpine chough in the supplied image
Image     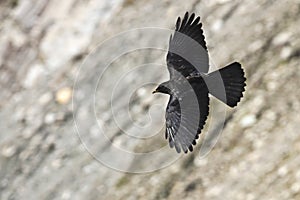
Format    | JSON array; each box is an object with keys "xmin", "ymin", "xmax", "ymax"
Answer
[{"xmin": 153, "ymin": 12, "xmax": 246, "ymax": 153}]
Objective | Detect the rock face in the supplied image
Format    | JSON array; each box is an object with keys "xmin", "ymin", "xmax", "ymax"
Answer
[{"xmin": 0, "ymin": 0, "xmax": 300, "ymax": 199}]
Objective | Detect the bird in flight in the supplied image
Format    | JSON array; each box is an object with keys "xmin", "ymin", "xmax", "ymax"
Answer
[{"xmin": 153, "ymin": 12, "xmax": 246, "ymax": 153}]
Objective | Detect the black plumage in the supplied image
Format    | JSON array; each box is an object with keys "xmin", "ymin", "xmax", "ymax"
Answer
[{"xmin": 153, "ymin": 12, "xmax": 246, "ymax": 153}]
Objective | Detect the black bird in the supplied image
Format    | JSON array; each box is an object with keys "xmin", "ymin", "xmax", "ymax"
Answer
[{"xmin": 153, "ymin": 12, "xmax": 246, "ymax": 153}]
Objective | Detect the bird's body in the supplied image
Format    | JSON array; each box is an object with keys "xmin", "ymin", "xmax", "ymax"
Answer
[{"xmin": 153, "ymin": 12, "xmax": 246, "ymax": 153}]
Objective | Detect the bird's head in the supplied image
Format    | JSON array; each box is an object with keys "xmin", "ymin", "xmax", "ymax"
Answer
[{"xmin": 152, "ymin": 81, "xmax": 172, "ymax": 95}]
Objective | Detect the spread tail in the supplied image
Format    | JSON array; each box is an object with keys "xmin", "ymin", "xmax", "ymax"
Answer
[{"xmin": 204, "ymin": 62, "xmax": 246, "ymax": 107}]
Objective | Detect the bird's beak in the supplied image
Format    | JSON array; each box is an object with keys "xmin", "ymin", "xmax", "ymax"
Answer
[{"xmin": 152, "ymin": 90, "xmax": 157, "ymax": 94}]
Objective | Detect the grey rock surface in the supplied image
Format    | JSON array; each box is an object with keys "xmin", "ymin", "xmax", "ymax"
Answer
[{"xmin": 0, "ymin": 0, "xmax": 300, "ymax": 199}]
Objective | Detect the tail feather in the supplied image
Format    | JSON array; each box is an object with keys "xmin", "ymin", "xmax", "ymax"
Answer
[{"xmin": 204, "ymin": 62, "xmax": 246, "ymax": 107}]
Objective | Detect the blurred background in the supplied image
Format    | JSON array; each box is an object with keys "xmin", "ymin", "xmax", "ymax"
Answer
[{"xmin": 0, "ymin": 0, "xmax": 300, "ymax": 199}]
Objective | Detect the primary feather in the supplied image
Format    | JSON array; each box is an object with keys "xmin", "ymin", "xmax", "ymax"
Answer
[{"xmin": 167, "ymin": 11, "xmax": 209, "ymax": 78}]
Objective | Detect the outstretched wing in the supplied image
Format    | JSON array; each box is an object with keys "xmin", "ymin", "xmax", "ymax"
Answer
[
  {"xmin": 167, "ymin": 12, "xmax": 209, "ymax": 79},
  {"xmin": 165, "ymin": 77, "xmax": 209, "ymax": 153}
]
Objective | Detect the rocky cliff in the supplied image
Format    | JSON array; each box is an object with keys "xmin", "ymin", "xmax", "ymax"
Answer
[{"xmin": 0, "ymin": 0, "xmax": 300, "ymax": 199}]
